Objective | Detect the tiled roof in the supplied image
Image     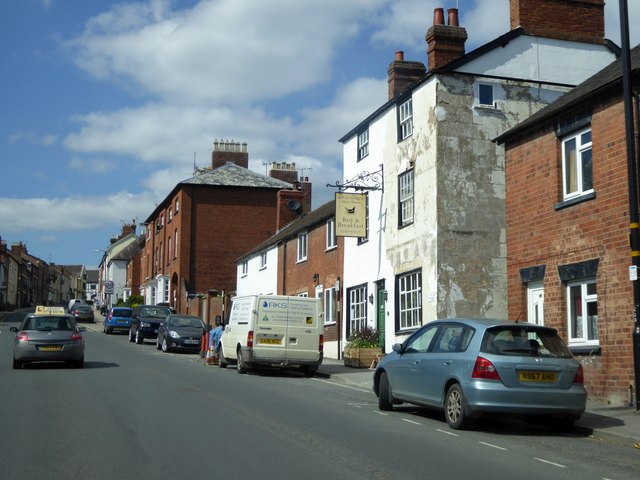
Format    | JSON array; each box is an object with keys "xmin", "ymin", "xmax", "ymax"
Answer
[{"xmin": 181, "ymin": 162, "xmax": 292, "ymax": 189}]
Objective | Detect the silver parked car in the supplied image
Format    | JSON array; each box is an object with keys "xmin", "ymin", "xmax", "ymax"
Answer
[
  {"xmin": 10, "ymin": 308, "xmax": 86, "ymax": 369},
  {"xmin": 373, "ymin": 318, "xmax": 586, "ymax": 430}
]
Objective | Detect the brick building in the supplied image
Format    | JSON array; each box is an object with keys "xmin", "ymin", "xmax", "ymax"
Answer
[
  {"xmin": 140, "ymin": 140, "xmax": 310, "ymax": 324},
  {"xmin": 236, "ymin": 200, "xmax": 344, "ymax": 358},
  {"xmin": 496, "ymin": 45, "xmax": 640, "ymax": 405}
]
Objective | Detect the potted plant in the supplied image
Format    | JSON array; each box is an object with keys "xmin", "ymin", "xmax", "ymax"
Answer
[{"xmin": 343, "ymin": 326, "xmax": 384, "ymax": 368}]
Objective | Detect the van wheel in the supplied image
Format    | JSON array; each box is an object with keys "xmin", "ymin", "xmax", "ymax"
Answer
[
  {"xmin": 236, "ymin": 350, "xmax": 247, "ymax": 374},
  {"xmin": 378, "ymin": 372, "xmax": 393, "ymax": 411},
  {"xmin": 129, "ymin": 329, "xmax": 135, "ymax": 343},
  {"xmin": 135, "ymin": 330, "xmax": 144, "ymax": 344},
  {"xmin": 218, "ymin": 350, "xmax": 227, "ymax": 369},
  {"xmin": 302, "ymin": 366, "xmax": 317, "ymax": 378}
]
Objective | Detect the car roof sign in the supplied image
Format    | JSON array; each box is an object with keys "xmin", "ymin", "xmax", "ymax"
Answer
[{"xmin": 35, "ymin": 306, "xmax": 66, "ymax": 316}]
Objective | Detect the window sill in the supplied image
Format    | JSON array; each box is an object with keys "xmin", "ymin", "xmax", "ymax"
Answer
[
  {"xmin": 323, "ymin": 321, "xmax": 337, "ymax": 327},
  {"xmin": 259, "ymin": 266, "xmax": 267, "ymax": 271},
  {"xmin": 569, "ymin": 345, "xmax": 601, "ymax": 356},
  {"xmin": 326, "ymin": 245, "xmax": 337, "ymax": 252},
  {"xmin": 555, "ymin": 191, "xmax": 596, "ymax": 210}
]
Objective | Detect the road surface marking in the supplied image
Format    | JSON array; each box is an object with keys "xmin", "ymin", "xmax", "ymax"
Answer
[{"xmin": 534, "ymin": 458, "xmax": 565, "ymax": 468}]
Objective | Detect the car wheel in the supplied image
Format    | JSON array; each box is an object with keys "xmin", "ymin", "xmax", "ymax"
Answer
[
  {"xmin": 237, "ymin": 349, "xmax": 247, "ymax": 374},
  {"xmin": 135, "ymin": 330, "xmax": 144, "ymax": 344},
  {"xmin": 161, "ymin": 338, "xmax": 170, "ymax": 353},
  {"xmin": 156, "ymin": 335, "xmax": 162, "ymax": 350},
  {"xmin": 378, "ymin": 371, "xmax": 394, "ymax": 411},
  {"xmin": 129, "ymin": 328, "xmax": 135, "ymax": 343},
  {"xmin": 12, "ymin": 358, "xmax": 22, "ymax": 369},
  {"xmin": 445, "ymin": 384, "xmax": 470, "ymax": 430}
]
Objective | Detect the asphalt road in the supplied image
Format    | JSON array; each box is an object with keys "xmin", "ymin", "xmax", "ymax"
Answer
[{"xmin": 1, "ymin": 311, "xmax": 638, "ymax": 480}]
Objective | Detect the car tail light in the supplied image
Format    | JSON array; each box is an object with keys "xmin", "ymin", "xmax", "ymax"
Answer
[
  {"xmin": 16, "ymin": 332, "xmax": 29, "ymax": 342},
  {"xmin": 573, "ymin": 363, "xmax": 584, "ymax": 384},
  {"xmin": 472, "ymin": 356, "xmax": 501, "ymax": 380},
  {"xmin": 247, "ymin": 330, "xmax": 254, "ymax": 348},
  {"xmin": 319, "ymin": 334, "xmax": 324, "ymax": 352},
  {"xmin": 71, "ymin": 332, "xmax": 83, "ymax": 342}
]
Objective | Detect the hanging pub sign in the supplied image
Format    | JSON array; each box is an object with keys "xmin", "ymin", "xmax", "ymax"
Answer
[{"xmin": 335, "ymin": 192, "xmax": 367, "ymax": 237}]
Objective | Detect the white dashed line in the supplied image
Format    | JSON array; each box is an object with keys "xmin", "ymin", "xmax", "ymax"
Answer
[
  {"xmin": 435, "ymin": 428, "xmax": 459, "ymax": 436},
  {"xmin": 534, "ymin": 457, "xmax": 565, "ymax": 468},
  {"xmin": 479, "ymin": 441, "xmax": 507, "ymax": 451},
  {"xmin": 402, "ymin": 419, "xmax": 422, "ymax": 426}
]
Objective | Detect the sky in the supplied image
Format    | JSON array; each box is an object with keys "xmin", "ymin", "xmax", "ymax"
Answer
[{"xmin": 1, "ymin": 0, "xmax": 639, "ymax": 269}]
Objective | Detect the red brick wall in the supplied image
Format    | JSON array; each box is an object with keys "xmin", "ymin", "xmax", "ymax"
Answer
[
  {"xmin": 510, "ymin": 0, "xmax": 605, "ymax": 44},
  {"xmin": 277, "ymin": 219, "xmax": 344, "ymax": 343},
  {"xmin": 505, "ymin": 98, "xmax": 635, "ymax": 403}
]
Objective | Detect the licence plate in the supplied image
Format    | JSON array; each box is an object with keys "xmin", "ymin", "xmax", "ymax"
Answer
[
  {"xmin": 519, "ymin": 371, "xmax": 557, "ymax": 382},
  {"xmin": 38, "ymin": 345, "xmax": 62, "ymax": 352},
  {"xmin": 259, "ymin": 338, "xmax": 282, "ymax": 345},
  {"xmin": 184, "ymin": 340, "xmax": 199, "ymax": 344}
]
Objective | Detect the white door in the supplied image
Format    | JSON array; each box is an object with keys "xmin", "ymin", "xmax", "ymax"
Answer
[{"xmin": 527, "ymin": 283, "xmax": 544, "ymax": 326}]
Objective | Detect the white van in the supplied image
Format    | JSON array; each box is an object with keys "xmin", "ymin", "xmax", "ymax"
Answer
[{"xmin": 219, "ymin": 295, "xmax": 323, "ymax": 376}]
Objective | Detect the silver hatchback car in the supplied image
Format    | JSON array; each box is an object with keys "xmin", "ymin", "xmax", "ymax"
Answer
[
  {"xmin": 10, "ymin": 308, "xmax": 86, "ymax": 369},
  {"xmin": 373, "ymin": 318, "xmax": 586, "ymax": 430}
]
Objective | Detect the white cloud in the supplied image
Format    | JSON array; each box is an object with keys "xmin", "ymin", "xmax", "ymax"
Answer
[
  {"xmin": 0, "ymin": 192, "xmax": 157, "ymax": 233},
  {"xmin": 9, "ymin": 132, "xmax": 58, "ymax": 146},
  {"xmin": 65, "ymin": 0, "xmax": 385, "ymax": 106}
]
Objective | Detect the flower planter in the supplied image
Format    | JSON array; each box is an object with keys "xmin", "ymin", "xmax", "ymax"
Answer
[{"xmin": 343, "ymin": 346, "xmax": 384, "ymax": 369}]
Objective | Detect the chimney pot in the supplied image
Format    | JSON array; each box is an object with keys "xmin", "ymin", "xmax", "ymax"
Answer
[
  {"xmin": 395, "ymin": 51, "xmax": 404, "ymax": 61},
  {"xmin": 447, "ymin": 8, "xmax": 459, "ymax": 26},
  {"xmin": 433, "ymin": 7, "xmax": 445, "ymax": 25}
]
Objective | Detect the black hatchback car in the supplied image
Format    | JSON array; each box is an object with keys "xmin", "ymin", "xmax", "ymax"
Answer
[
  {"xmin": 129, "ymin": 305, "xmax": 172, "ymax": 344},
  {"xmin": 156, "ymin": 314, "xmax": 205, "ymax": 353},
  {"xmin": 69, "ymin": 303, "xmax": 95, "ymax": 323}
]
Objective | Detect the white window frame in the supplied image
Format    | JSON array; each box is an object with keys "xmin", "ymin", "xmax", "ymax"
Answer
[
  {"xmin": 527, "ymin": 282, "xmax": 544, "ymax": 326},
  {"xmin": 478, "ymin": 83, "xmax": 494, "ymax": 107},
  {"xmin": 259, "ymin": 252, "xmax": 267, "ymax": 270},
  {"xmin": 399, "ymin": 169, "xmax": 414, "ymax": 227},
  {"xmin": 324, "ymin": 286, "xmax": 336, "ymax": 325},
  {"xmin": 567, "ymin": 279, "xmax": 598, "ymax": 346},
  {"xmin": 241, "ymin": 261, "xmax": 248, "ymax": 276},
  {"xmin": 297, "ymin": 231, "xmax": 308, "ymax": 262},
  {"xmin": 562, "ymin": 128, "xmax": 593, "ymax": 200},
  {"xmin": 348, "ymin": 285, "xmax": 367, "ymax": 335},
  {"xmin": 326, "ymin": 218, "xmax": 337, "ymax": 250},
  {"xmin": 167, "ymin": 238, "xmax": 172, "ymax": 266},
  {"xmin": 398, "ymin": 270, "xmax": 421, "ymax": 330},
  {"xmin": 173, "ymin": 230, "xmax": 178, "ymax": 259},
  {"xmin": 399, "ymin": 98, "xmax": 413, "ymax": 140},
  {"xmin": 358, "ymin": 129, "xmax": 369, "ymax": 160}
]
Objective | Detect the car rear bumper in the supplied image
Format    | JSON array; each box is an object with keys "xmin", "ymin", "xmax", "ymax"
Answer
[
  {"xmin": 105, "ymin": 320, "xmax": 131, "ymax": 330},
  {"xmin": 168, "ymin": 338, "xmax": 202, "ymax": 351},
  {"xmin": 14, "ymin": 344, "xmax": 84, "ymax": 362},
  {"xmin": 464, "ymin": 381, "xmax": 587, "ymax": 416}
]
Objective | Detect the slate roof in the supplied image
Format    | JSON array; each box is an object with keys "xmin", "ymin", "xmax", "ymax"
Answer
[
  {"xmin": 495, "ymin": 44, "xmax": 640, "ymax": 144},
  {"xmin": 181, "ymin": 162, "xmax": 292, "ymax": 189},
  {"xmin": 237, "ymin": 200, "xmax": 336, "ymax": 262}
]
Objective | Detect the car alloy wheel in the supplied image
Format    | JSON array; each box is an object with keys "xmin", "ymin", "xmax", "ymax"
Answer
[
  {"xmin": 135, "ymin": 330, "xmax": 143, "ymax": 344},
  {"xmin": 162, "ymin": 338, "xmax": 170, "ymax": 353},
  {"xmin": 445, "ymin": 384, "xmax": 470, "ymax": 430},
  {"xmin": 129, "ymin": 329, "xmax": 135, "ymax": 343}
]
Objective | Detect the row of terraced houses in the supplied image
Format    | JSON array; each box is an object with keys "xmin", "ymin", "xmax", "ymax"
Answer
[{"xmin": 89, "ymin": 0, "xmax": 637, "ymax": 406}]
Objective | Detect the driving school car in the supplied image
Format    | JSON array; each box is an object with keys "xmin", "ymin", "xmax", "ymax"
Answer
[{"xmin": 10, "ymin": 306, "xmax": 86, "ymax": 369}]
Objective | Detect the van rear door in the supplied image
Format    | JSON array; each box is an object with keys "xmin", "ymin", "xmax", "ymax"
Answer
[
  {"xmin": 255, "ymin": 297, "xmax": 320, "ymax": 362},
  {"xmin": 283, "ymin": 297, "xmax": 321, "ymax": 363}
]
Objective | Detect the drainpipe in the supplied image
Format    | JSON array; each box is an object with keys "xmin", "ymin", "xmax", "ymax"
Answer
[{"xmin": 619, "ymin": 0, "xmax": 640, "ymax": 412}]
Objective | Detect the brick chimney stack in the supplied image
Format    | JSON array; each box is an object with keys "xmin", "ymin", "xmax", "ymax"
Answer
[
  {"xmin": 269, "ymin": 162, "xmax": 312, "ymax": 220},
  {"xmin": 510, "ymin": 0, "xmax": 605, "ymax": 44},
  {"xmin": 211, "ymin": 139, "xmax": 249, "ymax": 169},
  {"xmin": 121, "ymin": 220, "xmax": 137, "ymax": 238},
  {"xmin": 426, "ymin": 7, "xmax": 467, "ymax": 71},
  {"xmin": 387, "ymin": 51, "xmax": 426, "ymax": 101}
]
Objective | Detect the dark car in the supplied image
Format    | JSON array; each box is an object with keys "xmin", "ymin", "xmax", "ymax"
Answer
[
  {"xmin": 69, "ymin": 303, "xmax": 95, "ymax": 323},
  {"xmin": 156, "ymin": 314, "xmax": 205, "ymax": 353},
  {"xmin": 10, "ymin": 307, "xmax": 85, "ymax": 369},
  {"xmin": 129, "ymin": 305, "xmax": 173, "ymax": 344},
  {"xmin": 103, "ymin": 307, "xmax": 133, "ymax": 334},
  {"xmin": 374, "ymin": 318, "xmax": 586, "ymax": 430}
]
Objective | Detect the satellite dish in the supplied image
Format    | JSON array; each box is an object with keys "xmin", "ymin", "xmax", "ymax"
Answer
[{"xmin": 287, "ymin": 200, "xmax": 301, "ymax": 211}]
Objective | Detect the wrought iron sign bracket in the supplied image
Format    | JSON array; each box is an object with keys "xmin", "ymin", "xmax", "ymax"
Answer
[{"xmin": 326, "ymin": 165, "xmax": 384, "ymax": 192}]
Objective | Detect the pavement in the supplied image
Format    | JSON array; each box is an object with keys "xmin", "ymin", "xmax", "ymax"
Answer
[
  {"xmin": 317, "ymin": 358, "xmax": 640, "ymax": 447},
  {"xmin": 2, "ymin": 309, "xmax": 639, "ymax": 447}
]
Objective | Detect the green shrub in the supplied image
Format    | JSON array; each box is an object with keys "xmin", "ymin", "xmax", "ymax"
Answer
[{"xmin": 347, "ymin": 325, "xmax": 380, "ymax": 348}]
